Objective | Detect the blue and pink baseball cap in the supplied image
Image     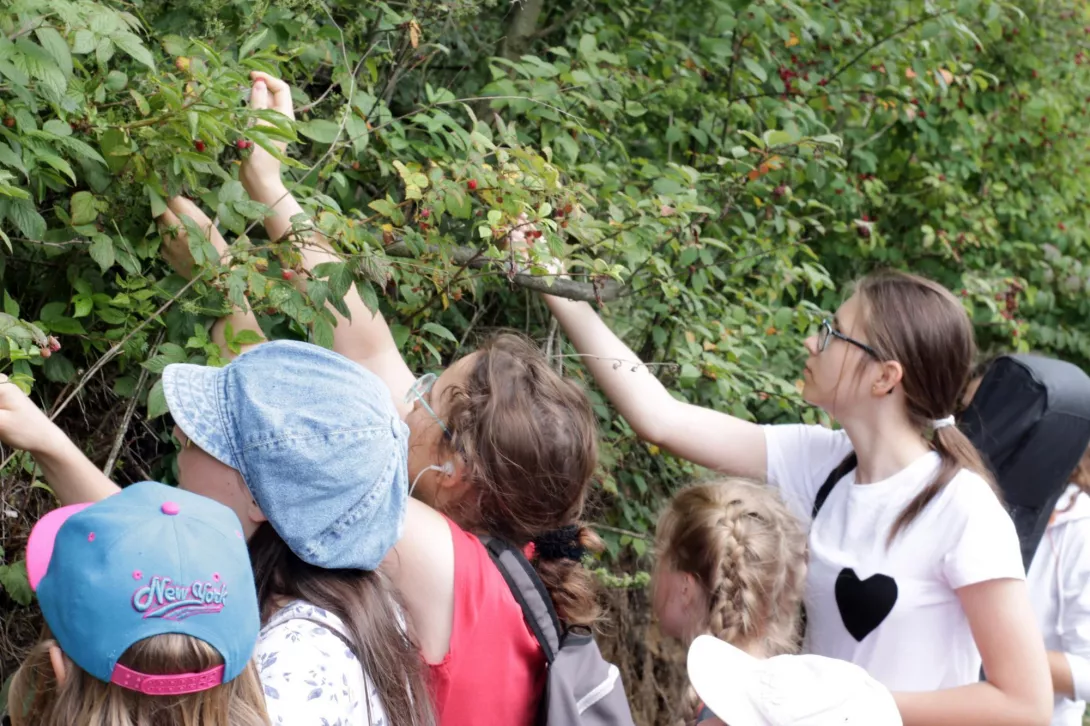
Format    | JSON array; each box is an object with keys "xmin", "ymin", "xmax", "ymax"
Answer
[{"xmin": 26, "ymin": 481, "xmax": 260, "ymax": 695}]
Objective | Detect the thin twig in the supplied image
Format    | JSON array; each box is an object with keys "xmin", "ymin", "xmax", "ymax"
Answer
[
  {"xmin": 593, "ymin": 523, "xmax": 651, "ymax": 541},
  {"xmin": 103, "ymin": 331, "xmax": 162, "ymax": 477}
]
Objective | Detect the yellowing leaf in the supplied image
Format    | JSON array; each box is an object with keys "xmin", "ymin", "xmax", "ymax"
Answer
[
  {"xmin": 409, "ymin": 20, "xmax": 421, "ymax": 49},
  {"xmin": 786, "ymin": 32, "xmax": 799, "ymax": 48},
  {"xmin": 648, "ymin": 444, "xmax": 660, "ymax": 456},
  {"xmin": 939, "ymin": 69, "xmax": 953, "ymax": 84},
  {"xmin": 905, "ymin": 67, "xmax": 917, "ymax": 79},
  {"xmin": 702, "ymin": 341, "xmax": 716, "ymax": 351},
  {"xmin": 684, "ymin": 330, "xmax": 696, "ymax": 343}
]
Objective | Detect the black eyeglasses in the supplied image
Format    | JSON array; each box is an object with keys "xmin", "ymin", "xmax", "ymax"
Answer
[{"xmin": 817, "ymin": 318, "xmax": 882, "ymax": 360}]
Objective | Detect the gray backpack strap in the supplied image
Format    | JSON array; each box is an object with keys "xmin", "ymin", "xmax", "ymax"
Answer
[{"xmin": 478, "ymin": 535, "xmax": 562, "ymax": 662}]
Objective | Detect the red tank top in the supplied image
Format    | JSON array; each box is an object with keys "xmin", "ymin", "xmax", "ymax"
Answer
[{"xmin": 428, "ymin": 517, "xmax": 545, "ymax": 725}]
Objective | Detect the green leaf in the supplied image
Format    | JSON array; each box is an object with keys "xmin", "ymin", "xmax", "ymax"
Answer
[
  {"xmin": 311, "ymin": 317, "xmax": 335, "ymax": 349},
  {"xmin": 112, "ymin": 32, "xmax": 155, "ymax": 69},
  {"xmin": 43, "ymin": 353, "xmax": 77, "ymax": 383},
  {"xmin": 72, "ymin": 29, "xmax": 96, "ymax": 55},
  {"xmin": 239, "ymin": 28, "xmax": 269, "ymax": 58},
  {"xmin": 421, "ymin": 321, "xmax": 458, "ymax": 344},
  {"xmin": 89, "ymin": 234, "xmax": 115, "ymax": 272},
  {"xmin": 0, "ymin": 143, "xmax": 26, "ymax": 174},
  {"xmin": 35, "ymin": 152, "xmax": 76, "ymax": 183},
  {"xmin": 390, "ymin": 324, "xmax": 410, "ymax": 349},
  {"xmin": 4, "ymin": 198, "xmax": 46, "ymax": 239},
  {"xmin": 105, "ymin": 69, "xmax": 127, "ymax": 90},
  {"xmin": 130, "ymin": 89, "xmax": 150, "ymax": 116},
  {"xmin": 13, "ymin": 38, "xmax": 66, "ymax": 96},
  {"xmin": 298, "ymin": 119, "xmax": 342, "ymax": 144},
  {"xmin": 0, "ymin": 561, "xmax": 32, "ymax": 606},
  {"xmin": 147, "ymin": 379, "xmax": 168, "ymax": 419},
  {"xmin": 742, "ymin": 57, "xmax": 767, "ymax": 83},
  {"xmin": 147, "ymin": 185, "xmax": 167, "ymax": 217},
  {"xmin": 71, "ymin": 191, "xmax": 99, "ymax": 226},
  {"xmin": 313, "ymin": 261, "xmax": 353, "ymax": 299},
  {"xmin": 35, "ymin": 28, "xmax": 72, "ymax": 78}
]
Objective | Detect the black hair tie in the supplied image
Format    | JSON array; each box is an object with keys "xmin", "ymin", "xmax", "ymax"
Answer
[{"xmin": 532, "ymin": 525, "xmax": 585, "ymax": 562}]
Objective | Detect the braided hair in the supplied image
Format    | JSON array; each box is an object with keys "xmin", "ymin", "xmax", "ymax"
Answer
[{"xmin": 655, "ymin": 479, "xmax": 808, "ymax": 725}]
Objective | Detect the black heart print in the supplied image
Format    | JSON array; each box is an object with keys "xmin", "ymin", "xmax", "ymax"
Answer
[{"xmin": 834, "ymin": 568, "xmax": 898, "ymax": 642}]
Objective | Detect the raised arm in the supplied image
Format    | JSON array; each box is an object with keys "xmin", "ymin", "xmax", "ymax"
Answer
[
  {"xmin": 0, "ymin": 375, "xmax": 119, "ymax": 504},
  {"xmin": 159, "ymin": 196, "xmax": 265, "ymax": 361},
  {"xmin": 893, "ymin": 578, "xmax": 1051, "ymax": 726},
  {"xmin": 544, "ymin": 294, "xmax": 767, "ymax": 479},
  {"xmin": 239, "ymin": 72, "xmax": 415, "ymax": 416}
]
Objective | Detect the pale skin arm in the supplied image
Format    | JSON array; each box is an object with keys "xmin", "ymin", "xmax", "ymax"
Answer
[
  {"xmin": 158, "ymin": 196, "xmax": 264, "ymax": 360},
  {"xmin": 240, "ymin": 72, "xmax": 415, "ymax": 416},
  {"xmin": 892, "ymin": 578, "xmax": 1051, "ymax": 726},
  {"xmin": 0, "ymin": 376, "xmax": 119, "ymax": 504},
  {"xmin": 1047, "ymin": 651, "xmax": 1074, "ymax": 698},
  {"xmin": 544, "ymin": 294, "xmax": 767, "ymax": 479}
]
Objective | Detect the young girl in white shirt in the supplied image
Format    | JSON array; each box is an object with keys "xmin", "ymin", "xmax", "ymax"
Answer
[
  {"xmin": 543, "ymin": 269, "xmax": 1051, "ymax": 726},
  {"xmin": 1027, "ymin": 448, "xmax": 1090, "ymax": 726}
]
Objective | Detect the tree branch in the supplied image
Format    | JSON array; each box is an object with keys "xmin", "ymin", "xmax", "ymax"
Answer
[{"xmin": 383, "ymin": 241, "xmax": 623, "ymax": 302}]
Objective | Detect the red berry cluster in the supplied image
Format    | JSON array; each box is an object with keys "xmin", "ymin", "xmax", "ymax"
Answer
[
  {"xmin": 194, "ymin": 140, "xmax": 206, "ymax": 152},
  {"xmin": 237, "ymin": 140, "xmax": 253, "ymax": 150},
  {"xmin": 995, "ymin": 280, "xmax": 1024, "ymax": 323},
  {"xmin": 39, "ymin": 335, "xmax": 61, "ymax": 358}
]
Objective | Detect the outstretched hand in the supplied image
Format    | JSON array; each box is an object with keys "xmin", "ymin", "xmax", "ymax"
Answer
[
  {"xmin": 0, "ymin": 374, "xmax": 64, "ymax": 455},
  {"xmin": 240, "ymin": 71, "xmax": 295, "ymax": 202}
]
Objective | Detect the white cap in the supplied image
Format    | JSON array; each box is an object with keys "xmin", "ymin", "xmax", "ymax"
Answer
[{"xmin": 686, "ymin": 635, "xmax": 902, "ymax": 726}]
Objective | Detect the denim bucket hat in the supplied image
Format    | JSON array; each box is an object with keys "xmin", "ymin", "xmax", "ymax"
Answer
[{"xmin": 161, "ymin": 340, "xmax": 409, "ymax": 571}]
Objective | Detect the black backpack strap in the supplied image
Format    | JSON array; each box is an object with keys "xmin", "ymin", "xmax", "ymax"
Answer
[
  {"xmin": 478, "ymin": 535, "xmax": 562, "ymax": 663},
  {"xmin": 811, "ymin": 453, "xmax": 858, "ymax": 518}
]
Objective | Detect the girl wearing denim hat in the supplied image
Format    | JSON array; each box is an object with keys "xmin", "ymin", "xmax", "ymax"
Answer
[
  {"xmin": 528, "ymin": 270, "xmax": 1051, "ymax": 726},
  {"xmin": 153, "ymin": 72, "xmax": 605, "ymax": 726},
  {"xmin": 5, "ymin": 481, "xmax": 269, "ymax": 726},
  {"xmin": 0, "ymin": 351, "xmax": 433, "ymax": 726}
]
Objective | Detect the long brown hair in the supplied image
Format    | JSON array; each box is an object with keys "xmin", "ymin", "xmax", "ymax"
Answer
[
  {"xmin": 855, "ymin": 271, "xmax": 998, "ymax": 542},
  {"xmin": 9, "ymin": 629, "xmax": 268, "ymax": 726},
  {"xmin": 440, "ymin": 333, "xmax": 603, "ymax": 627},
  {"xmin": 248, "ymin": 524, "xmax": 434, "ymax": 726},
  {"xmin": 656, "ymin": 480, "xmax": 808, "ymax": 726},
  {"xmin": 248, "ymin": 523, "xmax": 433, "ymax": 723}
]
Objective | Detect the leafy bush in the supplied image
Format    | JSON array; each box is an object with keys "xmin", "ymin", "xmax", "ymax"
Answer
[{"xmin": 0, "ymin": 0, "xmax": 1087, "ymax": 672}]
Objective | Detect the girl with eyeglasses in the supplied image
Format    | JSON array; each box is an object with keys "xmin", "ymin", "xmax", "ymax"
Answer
[{"xmin": 538, "ymin": 270, "xmax": 1050, "ymax": 726}]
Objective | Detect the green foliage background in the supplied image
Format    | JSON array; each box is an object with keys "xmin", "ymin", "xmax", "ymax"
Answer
[{"xmin": 0, "ymin": 0, "xmax": 1088, "ymax": 695}]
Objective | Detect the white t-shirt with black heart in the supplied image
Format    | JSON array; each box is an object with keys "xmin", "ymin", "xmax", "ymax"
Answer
[{"xmin": 765, "ymin": 423, "xmax": 1024, "ymax": 691}]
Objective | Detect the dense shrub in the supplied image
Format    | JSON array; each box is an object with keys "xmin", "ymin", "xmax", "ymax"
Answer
[{"xmin": 1, "ymin": 0, "xmax": 1087, "ymax": 692}]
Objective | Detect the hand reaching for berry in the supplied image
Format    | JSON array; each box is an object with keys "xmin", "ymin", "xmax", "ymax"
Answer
[
  {"xmin": 0, "ymin": 374, "xmax": 64, "ymax": 455},
  {"xmin": 505, "ymin": 212, "xmax": 565, "ymax": 278},
  {"xmin": 240, "ymin": 71, "xmax": 295, "ymax": 205}
]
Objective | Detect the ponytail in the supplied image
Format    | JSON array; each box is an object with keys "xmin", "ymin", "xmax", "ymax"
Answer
[
  {"xmin": 888, "ymin": 425, "xmax": 998, "ymax": 544},
  {"xmin": 530, "ymin": 524, "xmax": 604, "ymax": 628},
  {"xmin": 853, "ymin": 271, "xmax": 1000, "ymax": 545}
]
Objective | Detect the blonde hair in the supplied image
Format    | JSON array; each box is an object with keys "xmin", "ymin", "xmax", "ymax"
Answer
[
  {"xmin": 655, "ymin": 479, "xmax": 808, "ymax": 725},
  {"xmin": 9, "ymin": 630, "xmax": 269, "ymax": 726}
]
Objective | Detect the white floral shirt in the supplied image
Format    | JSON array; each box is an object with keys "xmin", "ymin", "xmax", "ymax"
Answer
[{"xmin": 256, "ymin": 600, "xmax": 389, "ymax": 726}]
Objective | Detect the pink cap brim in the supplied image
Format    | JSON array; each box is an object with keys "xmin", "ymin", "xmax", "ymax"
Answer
[{"xmin": 26, "ymin": 502, "xmax": 93, "ymax": 591}]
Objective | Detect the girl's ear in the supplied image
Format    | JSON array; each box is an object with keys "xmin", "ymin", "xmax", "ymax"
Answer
[
  {"xmin": 872, "ymin": 359, "xmax": 904, "ymax": 397},
  {"xmin": 48, "ymin": 644, "xmax": 67, "ymax": 686}
]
